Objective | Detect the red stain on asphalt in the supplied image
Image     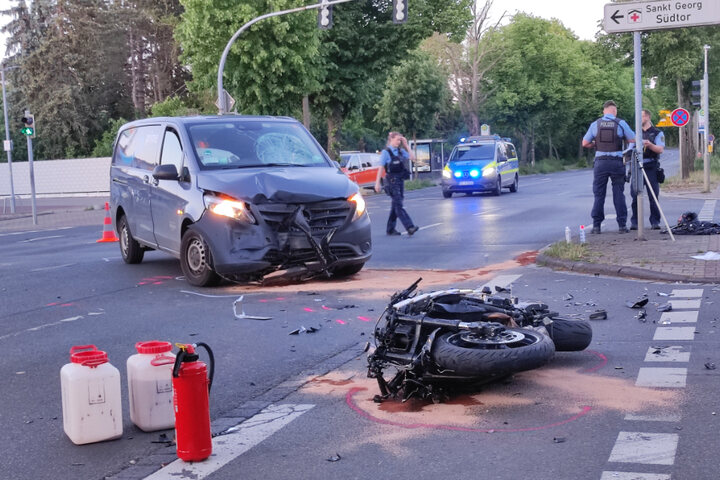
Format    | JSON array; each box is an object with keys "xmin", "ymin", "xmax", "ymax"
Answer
[
  {"xmin": 259, "ymin": 299, "xmax": 269, "ymax": 303},
  {"xmin": 581, "ymin": 350, "xmax": 608, "ymax": 373},
  {"xmin": 377, "ymin": 394, "xmax": 485, "ymax": 414},
  {"xmin": 346, "ymin": 387, "xmax": 591, "ymax": 432},
  {"xmin": 304, "ymin": 307, "xmax": 314, "ymax": 312},
  {"xmin": 357, "ymin": 316, "xmax": 371, "ymax": 322},
  {"xmin": 46, "ymin": 302, "xmax": 58, "ymax": 306},
  {"xmin": 322, "ymin": 306, "xmax": 333, "ymax": 311},
  {"xmin": 60, "ymin": 303, "xmax": 74, "ymax": 307},
  {"xmin": 336, "ymin": 319, "xmax": 346, "ymax": 325},
  {"xmin": 514, "ymin": 251, "xmax": 539, "ymax": 266},
  {"xmin": 275, "ymin": 297, "xmax": 285, "ymax": 301}
]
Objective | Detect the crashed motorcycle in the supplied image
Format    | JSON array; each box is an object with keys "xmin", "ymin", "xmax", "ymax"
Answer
[{"xmin": 367, "ymin": 279, "xmax": 592, "ymax": 403}]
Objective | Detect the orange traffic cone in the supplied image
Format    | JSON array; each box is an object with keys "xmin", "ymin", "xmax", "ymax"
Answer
[{"xmin": 96, "ymin": 202, "xmax": 119, "ymax": 243}]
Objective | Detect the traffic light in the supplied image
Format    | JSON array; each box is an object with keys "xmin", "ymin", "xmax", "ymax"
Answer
[
  {"xmin": 691, "ymin": 80, "xmax": 702, "ymax": 107},
  {"xmin": 318, "ymin": 0, "xmax": 332, "ymax": 29},
  {"xmin": 21, "ymin": 114, "xmax": 35, "ymax": 138},
  {"xmin": 392, "ymin": 0, "xmax": 408, "ymax": 24}
]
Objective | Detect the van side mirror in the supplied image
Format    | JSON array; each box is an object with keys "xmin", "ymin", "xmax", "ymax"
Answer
[{"xmin": 152, "ymin": 164, "xmax": 179, "ymax": 181}]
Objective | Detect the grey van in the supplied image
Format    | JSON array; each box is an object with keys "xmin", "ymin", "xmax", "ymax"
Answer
[{"xmin": 110, "ymin": 115, "xmax": 371, "ymax": 286}]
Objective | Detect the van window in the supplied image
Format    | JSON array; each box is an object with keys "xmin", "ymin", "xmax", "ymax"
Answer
[
  {"xmin": 160, "ymin": 129, "xmax": 183, "ymax": 172},
  {"xmin": 112, "ymin": 125, "xmax": 163, "ymax": 171},
  {"xmin": 506, "ymin": 143, "xmax": 517, "ymax": 159}
]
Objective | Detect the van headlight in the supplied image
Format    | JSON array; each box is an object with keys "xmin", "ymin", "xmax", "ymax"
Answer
[
  {"xmin": 204, "ymin": 194, "xmax": 256, "ymax": 224},
  {"xmin": 482, "ymin": 167, "xmax": 496, "ymax": 177},
  {"xmin": 442, "ymin": 165, "xmax": 452, "ymax": 179},
  {"xmin": 349, "ymin": 193, "xmax": 366, "ymax": 220}
]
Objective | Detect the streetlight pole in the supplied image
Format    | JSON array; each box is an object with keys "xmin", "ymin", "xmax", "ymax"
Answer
[
  {"xmin": 1, "ymin": 66, "xmax": 19, "ymax": 213},
  {"xmin": 703, "ymin": 45, "xmax": 711, "ymax": 192}
]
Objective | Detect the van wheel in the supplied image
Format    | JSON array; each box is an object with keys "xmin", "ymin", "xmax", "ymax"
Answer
[
  {"xmin": 493, "ymin": 177, "xmax": 502, "ymax": 196},
  {"xmin": 180, "ymin": 229, "xmax": 220, "ymax": 287},
  {"xmin": 331, "ymin": 262, "xmax": 365, "ymax": 278},
  {"xmin": 442, "ymin": 191, "xmax": 452, "ymax": 198},
  {"xmin": 118, "ymin": 215, "xmax": 144, "ymax": 264},
  {"xmin": 509, "ymin": 174, "xmax": 518, "ymax": 193}
]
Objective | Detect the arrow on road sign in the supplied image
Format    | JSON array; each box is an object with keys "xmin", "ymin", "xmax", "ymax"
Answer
[{"xmin": 610, "ymin": 10, "xmax": 624, "ymax": 24}]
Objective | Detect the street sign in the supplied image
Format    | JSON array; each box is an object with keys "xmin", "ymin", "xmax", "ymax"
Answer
[
  {"xmin": 670, "ymin": 108, "xmax": 690, "ymax": 127},
  {"xmin": 656, "ymin": 109, "xmax": 673, "ymax": 127},
  {"xmin": 604, "ymin": 1, "xmax": 720, "ymax": 33},
  {"xmin": 3, "ymin": 140, "xmax": 11, "ymax": 152},
  {"xmin": 215, "ymin": 89, "xmax": 236, "ymax": 113},
  {"xmin": 710, "ymin": 134, "xmax": 715, "ymax": 143},
  {"xmin": 480, "ymin": 124, "xmax": 490, "ymax": 136}
]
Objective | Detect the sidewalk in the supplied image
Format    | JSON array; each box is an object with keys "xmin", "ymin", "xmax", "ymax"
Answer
[
  {"xmin": 0, "ymin": 197, "xmax": 108, "ymax": 233},
  {"xmin": 537, "ymin": 186, "xmax": 720, "ymax": 284}
]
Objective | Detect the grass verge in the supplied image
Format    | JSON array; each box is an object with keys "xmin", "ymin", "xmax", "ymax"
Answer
[
  {"xmin": 543, "ymin": 241, "xmax": 596, "ymax": 262},
  {"xmin": 405, "ymin": 178, "xmax": 435, "ymax": 191}
]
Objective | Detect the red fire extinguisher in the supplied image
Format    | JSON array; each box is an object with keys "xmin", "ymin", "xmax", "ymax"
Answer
[{"xmin": 172, "ymin": 342, "xmax": 214, "ymax": 462}]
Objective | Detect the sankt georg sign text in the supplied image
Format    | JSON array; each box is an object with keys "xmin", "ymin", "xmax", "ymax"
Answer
[{"xmin": 604, "ymin": 0, "xmax": 720, "ymax": 33}]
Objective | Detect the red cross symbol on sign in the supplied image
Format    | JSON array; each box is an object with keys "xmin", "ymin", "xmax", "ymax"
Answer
[
  {"xmin": 671, "ymin": 108, "xmax": 690, "ymax": 127},
  {"xmin": 628, "ymin": 9, "xmax": 641, "ymax": 23}
]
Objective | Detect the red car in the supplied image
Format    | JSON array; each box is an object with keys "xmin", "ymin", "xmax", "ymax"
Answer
[{"xmin": 339, "ymin": 152, "xmax": 383, "ymax": 188}]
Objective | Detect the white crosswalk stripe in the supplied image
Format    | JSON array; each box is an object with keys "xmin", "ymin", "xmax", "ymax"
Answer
[{"xmin": 697, "ymin": 200, "xmax": 716, "ymax": 222}]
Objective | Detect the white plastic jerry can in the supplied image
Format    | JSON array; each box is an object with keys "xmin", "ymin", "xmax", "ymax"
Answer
[
  {"xmin": 127, "ymin": 341, "xmax": 176, "ymax": 432},
  {"xmin": 60, "ymin": 345, "xmax": 123, "ymax": 445}
]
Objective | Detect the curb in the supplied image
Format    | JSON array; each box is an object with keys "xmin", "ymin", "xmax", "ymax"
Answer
[{"xmin": 536, "ymin": 253, "xmax": 718, "ymax": 284}]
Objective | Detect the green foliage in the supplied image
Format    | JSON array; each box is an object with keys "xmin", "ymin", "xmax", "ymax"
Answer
[
  {"xmin": 177, "ymin": 0, "xmax": 323, "ymax": 116},
  {"xmin": 404, "ymin": 178, "xmax": 435, "ymax": 191},
  {"xmin": 543, "ymin": 242, "xmax": 593, "ymax": 262},
  {"xmin": 376, "ymin": 51, "xmax": 448, "ymax": 138},
  {"xmin": 92, "ymin": 118, "xmax": 128, "ymax": 158}
]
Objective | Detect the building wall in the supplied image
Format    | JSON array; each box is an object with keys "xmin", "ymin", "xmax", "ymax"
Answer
[{"xmin": 0, "ymin": 158, "xmax": 111, "ymax": 196}]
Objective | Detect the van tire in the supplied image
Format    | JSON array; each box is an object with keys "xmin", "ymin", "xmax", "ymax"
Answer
[
  {"xmin": 442, "ymin": 191, "xmax": 452, "ymax": 198},
  {"xmin": 180, "ymin": 228, "xmax": 220, "ymax": 287},
  {"xmin": 509, "ymin": 174, "xmax": 518, "ymax": 192},
  {"xmin": 493, "ymin": 177, "xmax": 502, "ymax": 196},
  {"xmin": 118, "ymin": 215, "xmax": 144, "ymax": 264}
]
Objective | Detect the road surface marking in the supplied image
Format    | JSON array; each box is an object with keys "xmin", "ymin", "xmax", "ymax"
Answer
[
  {"xmin": 480, "ymin": 274, "xmax": 522, "ymax": 291},
  {"xmin": 20, "ymin": 235, "xmax": 64, "ymax": 243},
  {"xmin": 30, "ymin": 263, "xmax": 75, "ymax": 272},
  {"xmin": 667, "ymin": 299, "xmax": 702, "ymax": 309},
  {"xmin": 670, "ymin": 288, "xmax": 703, "ymax": 297},
  {"xmin": 659, "ymin": 311, "xmax": 698, "ymax": 323},
  {"xmin": 608, "ymin": 432, "xmax": 679, "ymax": 465},
  {"xmin": 624, "ymin": 413, "xmax": 682, "ymax": 422},
  {"xmin": 180, "ymin": 290, "xmax": 239, "ymax": 298},
  {"xmin": 644, "ymin": 346, "xmax": 691, "ymax": 363},
  {"xmin": 0, "ymin": 316, "xmax": 85, "ymax": 341},
  {"xmin": 472, "ymin": 207, "xmax": 501, "ymax": 216},
  {"xmin": 0, "ymin": 227, "xmax": 71, "ymax": 237},
  {"xmin": 635, "ymin": 368, "xmax": 687, "ymax": 388},
  {"xmin": 143, "ymin": 404, "xmax": 314, "ymax": 480},
  {"xmin": 416, "ymin": 222, "xmax": 443, "ymax": 232},
  {"xmin": 601, "ymin": 472, "xmax": 670, "ymax": 480},
  {"xmin": 653, "ymin": 327, "xmax": 696, "ymax": 341},
  {"xmin": 697, "ymin": 200, "xmax": 716, "ymax": 222}
]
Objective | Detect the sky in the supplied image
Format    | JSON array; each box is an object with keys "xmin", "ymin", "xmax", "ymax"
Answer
[{"xmin": 0, "ymin": 0, "xmax": 611, "ymax": 61}]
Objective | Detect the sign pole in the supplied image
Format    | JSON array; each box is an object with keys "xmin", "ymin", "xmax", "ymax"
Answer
[
  {"xmin": 633, "ymin": 31, "xmax": 645, "ymax": 239},
  {"xmin": 703, "ymin": 45, "xmax": 711, "ymax": 192},
  {"xmin": 25, "ymin": 110, "xmax": 37, "ymax": 225},
  {"xmin": 1, "ymin": 68, "xmax": 16, "ymax": 213}
]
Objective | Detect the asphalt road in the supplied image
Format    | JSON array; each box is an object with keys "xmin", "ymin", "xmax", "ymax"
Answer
[{"xmin": 1, "ymin": 149, "xmax": 718, "ymax": 480}]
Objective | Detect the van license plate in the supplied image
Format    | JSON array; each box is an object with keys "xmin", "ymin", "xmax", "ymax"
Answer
[{"xmin": 459, "ymin": 181, "xmax": 473, "ymax": 186}]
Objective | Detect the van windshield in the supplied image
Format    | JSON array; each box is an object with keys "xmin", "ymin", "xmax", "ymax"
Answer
[
  {"xmin": 449, "ymin": 144, "xmax": 495, "ymax": 163},
  {"xmin": 188, "ymin": 121, "xmax": 330, "ymax": 169}
]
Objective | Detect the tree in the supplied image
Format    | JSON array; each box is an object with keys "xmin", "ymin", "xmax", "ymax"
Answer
[{"xmin": 177, "ymin": 0, "xmax": 323, "ymax": 117}]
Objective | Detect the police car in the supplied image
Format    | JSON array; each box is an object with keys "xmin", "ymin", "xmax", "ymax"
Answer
[{"xmin": 441, "ymin": 136, "xmax": 519, "ymax": 198}]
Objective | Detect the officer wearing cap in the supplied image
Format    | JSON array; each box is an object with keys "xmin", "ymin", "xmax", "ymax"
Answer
[
  {"xmin": 582, "ymin": 100, "xmax": 636, "ymax": 234},
  {"xmin": 630, "ymin": 109, "xmax": 665, "ymax": 230}
]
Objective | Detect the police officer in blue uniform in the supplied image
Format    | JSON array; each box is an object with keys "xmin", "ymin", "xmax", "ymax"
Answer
[
  {"xmin": 374, "ymin": 132, "xmax": 419, "ymax": 236},
  {"xmin": 582, "ymin": 100, "xmax": 636, "ymax": 234},
  {"xmin": 630, "ymin": 109, "xmax": 665, "ymax": 230}
]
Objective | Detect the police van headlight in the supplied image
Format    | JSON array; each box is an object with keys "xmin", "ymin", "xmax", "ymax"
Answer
[
  {"xmin": 349, "ymin": 193, "xmax": 366, "ymax": 220},
  {"xmin": 204, "ymin": 194, "xmax": 256, "ymax": 224},
  {"xmin": 442, "ymin": 165, "xmax": 452, "ymax": 179},
  {"xmin": 482, "ymin": 167, "xmax": 496, "ymax": 178}
]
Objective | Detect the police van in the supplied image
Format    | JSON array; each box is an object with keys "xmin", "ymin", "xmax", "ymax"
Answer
[{"xmin": 441, "ymin": 136, "xmax": 519, "ymax": 198}]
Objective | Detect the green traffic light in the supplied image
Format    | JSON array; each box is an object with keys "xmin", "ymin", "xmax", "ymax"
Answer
[{"xmin": 21, "ymin": 126, "xmax": 34, "ymax": 136}]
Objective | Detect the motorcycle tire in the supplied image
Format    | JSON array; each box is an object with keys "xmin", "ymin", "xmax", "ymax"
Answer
[
  {"xmin": 545, "ymin": 317, "xmax": 593, "ymax": 352},
  {"xmin": 431, "ymin": 328, "xmax": 555, "ymax": 377}
]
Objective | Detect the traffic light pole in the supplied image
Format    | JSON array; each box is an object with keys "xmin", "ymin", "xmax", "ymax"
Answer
[
  {"xmin": 24, "ymin": 110, "xmax": 37, "ymax": 225},
  {"xmin": 216, "ymin": 0, "xmax": 354, "ymax": 114},
  {"xmin": 633, "ymin": 31, "xmax": 645, "ymax": 240},
  {"xmin": 1, "ymin": 67, "xmax": 17, "ymax": 213}
]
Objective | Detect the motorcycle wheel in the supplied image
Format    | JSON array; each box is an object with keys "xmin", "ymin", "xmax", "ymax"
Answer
[
  {"xmin": 431, "ymin": 328, "xmax": 555, "ymax": 377},
  {"xmin": 545, "ymin": 317, "xmax": 593, "ymax": 352}
]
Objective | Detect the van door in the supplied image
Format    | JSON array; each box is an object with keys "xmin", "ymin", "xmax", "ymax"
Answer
[
  {"xmin": 111, "ymin": 125, "xmax": 163, "ymax": 246},
  {"xmin": 496, "ymin": 144, "xmax": 508, "ymax": 186},
  {"xmin": 151, "ymin": 128, "xmax": 189, "ymax": 254}
]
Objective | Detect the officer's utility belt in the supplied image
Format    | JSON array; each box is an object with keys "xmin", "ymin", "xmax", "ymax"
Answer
[{"xmin": 596, "ymin": 155, "xmax": 623, "ymax": 161}]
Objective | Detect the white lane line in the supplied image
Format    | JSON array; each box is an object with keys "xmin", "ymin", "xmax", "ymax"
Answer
[
  {"xmin": 636, "ymin": 368, "xmax": 687, "ymax": 388},
  {"xmin": 659, "ymin": 311, "xmax": 698, "ymax": 324},
  {"xmin": 417, "ymin": 222, "xmax": 443, "ymax": 232},
  {"xmin": 697, "ymin": 200, "xmax": 716, "ymax": 221},
  {"xmin": 480, "ymin": 274, "xmax": 522, "ymax": 291},
  {"xmin": 30, "ymin": 263, "xmax": 76, "ymax": 272},
  {"xmin": 144, "ymin": 404, "xmax": 314, "ymax": 480},
  {"xmin": 644, "ymin": 346, "xmax": 691, "ymax": 363},
  {"xmin": 601, "ymin": 472, "xmax": 670, "ymax": 480},
  {"xmin": 0, "ymin": 316, "xmax": 85, "ymax": 341},
  {"xmin": 653, "ymin": 327, "xmax": 696, "ymax": 341},
  {"xmin": 608, "ymin": 432, "xmax": 679, "ymax": 465},
  {"xmin": 20, "ymin": 235, "xmax": 64, "ymax": 243},
  {"xmin": 624, "ymin": 413, "xmax": 682, "ymax": 422},
  {"xmin": 0, "ymin": 227, "xmax": 72, "ymax": 237},
  {"xmin": 472, "ymin": 207, "xmax": 501, "ymax": 216},
  {"xmin": 668, "ymin": 299, "xmax": 702, "ymax": 309},
  {"xmin": 180, "ymin": 290, "xmax": 239, "ymax": 298},
  {"xmin": 670, "ymin": 288, "xmax": 704, "ymax": 298}
]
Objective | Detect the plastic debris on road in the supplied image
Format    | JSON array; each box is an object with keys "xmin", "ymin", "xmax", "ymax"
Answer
[
  {"xmin": 626, "ymin": 297, "xmax": 649, "ymax": 309},
  {"xmin": 657, "ymin": 303, "xmax": 673, "ymax": 312},
  {"xmin": 691, "ymin": 251, "xmax": 720, "ymax": 261},
  {"xmin": 233, "ymin": 296, "xmax": 272, "ymax": 321},
  {"xmin": 589, "ymin": 310, "xmax": 607, "ymax": 320}
]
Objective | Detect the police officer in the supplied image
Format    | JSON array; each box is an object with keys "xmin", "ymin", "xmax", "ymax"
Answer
[
  {"xmin": 582, "ymin": 100, "xmax": 636, "ymax": 234},
  {"xmin": 374, "ymin": 132, "xmax": 419, "ymax": 236},
  {"xmin": 630, "ymin": 109, "xmax": 665, "ymax": 230}
]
